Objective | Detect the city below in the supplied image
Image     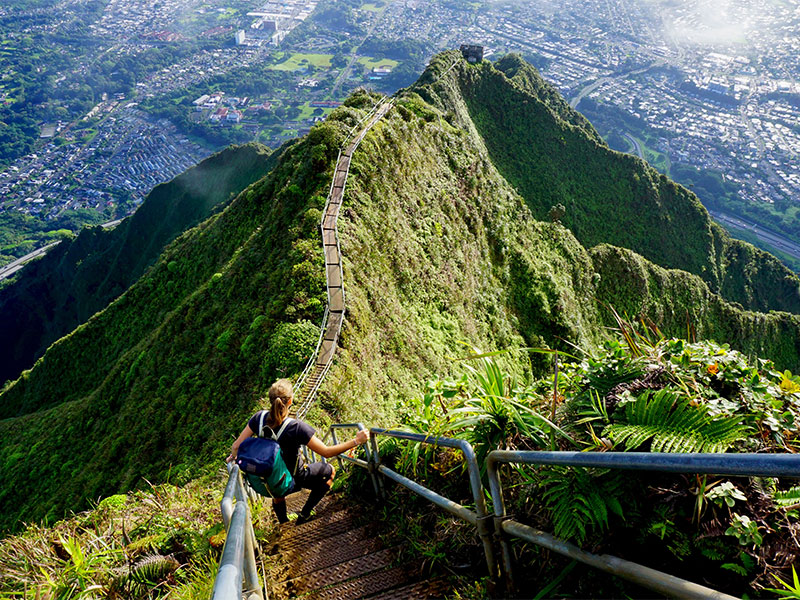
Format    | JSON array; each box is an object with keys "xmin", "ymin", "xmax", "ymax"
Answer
[{"xmin": 1, "ymin": 0, "xmax": 800, "ymax": 268}]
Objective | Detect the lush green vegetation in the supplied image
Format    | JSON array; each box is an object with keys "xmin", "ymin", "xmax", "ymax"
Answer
[
  {"xmin": 581, "ymin": 96, "xmax": 800, "ymax": 261},
  {"xmin": 386, "ymin": 326, "xmax": 800, "ymax": 597},
  {"xmin": 0, "ymin": 104, "xmax": 348, "ymax": 530},
  {"xmin": 2, "ymin": 55, "xmax": 800, "ymax": 600},
  {"xmin": 0, "ymin": 474, "xmax": 268, "ymax": 599},
  {"xmin": 0, "ymin": 211, "xmax": 100, "ymax": 265},
  {"xmin": 591, "ymin": 244, "xmax": 800, "ymax": 369},
  {"xmin": 430, "ymin": 53, "xmax": 800, "ymax": 314},
  {"xmin": 0, "ymin": 143, "xmax": 273, "ymax": 390}
]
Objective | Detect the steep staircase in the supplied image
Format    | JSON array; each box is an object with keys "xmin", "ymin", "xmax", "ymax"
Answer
[
  {"xmin": 264, "ymin": 491, "xmax": 450, "ymax": 599},
  {"xmin": 292, "ymin": 100, "xmax": 393, "ymax": 420}
]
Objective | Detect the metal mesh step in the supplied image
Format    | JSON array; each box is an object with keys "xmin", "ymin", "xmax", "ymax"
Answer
[
  {"xmin": 279, "ymin": 509, "xmax": 351, "ymax": 542},
  {"xmin": 365, "ymin": 577, "xmax": 451, "ymax": 599},
  {"xmin": 280, "ymin": 548, "xmax": 398, "ymax": 596},
  {"xmin": 279, "ymin": 514, "xmax": 357, "ymax": 551},
  {"xmin": 282, "ymin": 491, "xmax": 336, "ymax": 514},
  {"xmin": 302, "ymin": 565, "xmax": 416, "ymax": 600},
  {"xmin": 282, "ymin": 526, "xmax": 382, "ymax": 577}
]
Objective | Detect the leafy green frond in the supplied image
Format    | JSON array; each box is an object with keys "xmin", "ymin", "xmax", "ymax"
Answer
[
  {"xmin": 539, "ymin": 467, "xmax": 627, "ymax": 545},
  {"xmin": 773, "ymin": 486, "xmax": 800, "ymax": 508},
  {"xmin": 603, "ymin": 389, "xmax": 749, "ymax": 453}
]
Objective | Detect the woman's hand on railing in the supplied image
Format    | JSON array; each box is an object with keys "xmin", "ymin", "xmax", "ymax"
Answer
[{"xmin": 355, "ymin": 429, "xmax": 370, "ymax": 446}]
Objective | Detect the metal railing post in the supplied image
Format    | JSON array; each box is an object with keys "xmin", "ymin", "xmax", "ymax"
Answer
[
  {"xmin": 328, "ymin": 423, "xmax": 381, "ymax": 497},
  {"xmin": 368, "ymin": 432, "xmax": 386, "ymax": 500},
  {"xmin": 459, "ymin": 440, "xmax": 498, "ymax": 588},
  {"xmin": 369, "ymin": 429, "xmax": 495, "ymax": 577},
  {"xmin": 486, "ymin": 454, "xmax": 515, "ymax": 593},
  {"xmin": 485, "ymin": 450, "xmax": 800, "ymax": 600},
  {"xmin": 330, "ymin": 428, "xmax": 344, "ymax": 471}
]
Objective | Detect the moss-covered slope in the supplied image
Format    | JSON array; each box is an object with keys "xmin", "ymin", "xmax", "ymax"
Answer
[
  {"xmin": 0, "ymin": 143, "xmax": 273, "ymax": 392},
  {"xmin": 1, "ymin": 55, "xmax": 799, "ymax": 532},
  {"xmin": 427, "ymin": 53, "xmax": 800, "ymax": 314}
]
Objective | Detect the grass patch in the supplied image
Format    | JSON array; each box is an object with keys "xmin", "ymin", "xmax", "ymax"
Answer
[
  {"xmin": 357, "ymin": 57, "xmax": 399, "ymax": 71},
  {"xmin": 269, "ymin": 53, "xmax": 333, "ymax": 72},
  {"xmin": 359, "ymin": 2, "xmax": 382, "ymax": 11}
]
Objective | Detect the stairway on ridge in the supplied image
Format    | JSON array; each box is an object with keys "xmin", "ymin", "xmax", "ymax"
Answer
[{"xmin": 262, "ymin": 490, "xmax": 451, "ymax": 599}]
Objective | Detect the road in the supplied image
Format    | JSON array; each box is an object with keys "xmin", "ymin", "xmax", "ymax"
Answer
[
  {"xmin": 624, "ymin": 133, "xmax": 645, "ymax": 160},
  {"xmin": 0, "ymin": 218, "xmax": 123, "ymax": 282},
  {"xmin": 568, "ymin": 61, "xmax": 663, "ymax": 110},
  {"xmin": 0, "ymin": 241, "xmax": 62, "ymax": 281},
  {"xmin": 570, "ymin": 76, "xmax": 612, "ymax": 109},
  {"xmin": 710, "ymin": 210, "xmax": 800, "ymax": 262}
]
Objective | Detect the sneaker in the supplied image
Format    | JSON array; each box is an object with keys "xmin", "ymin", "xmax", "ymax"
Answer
[
  {"xmin": 295, "ymin": 510, "xmax": 316, "ymax": 525},
  {"xmin": 277, "ymin": 512, "xmax": 298, "ymax": 525}
]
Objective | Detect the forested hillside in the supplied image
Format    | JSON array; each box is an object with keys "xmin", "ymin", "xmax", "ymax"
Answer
[
  {"xmin": 1, "ymin": 52, "xmax": 799, "ymax": 533},
  {"xmin": 435, "ymin": 53, "xmax": 800, "ymax": 315},
  {"xmin": 0, "ymin": 144, "xmax": 273, "ymax": 391}
]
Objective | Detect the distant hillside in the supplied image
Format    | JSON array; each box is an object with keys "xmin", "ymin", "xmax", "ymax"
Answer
[
  {"xmin": 1, "ymin": 53, "xmax": 799, "ymax": 532},
  {"xmin": 0, "ymin": 143, "xmax": 272, "ymax": 392},
  {"xmin": 432, "ymin": 53, "xmax": 800, "ymax": 315}
]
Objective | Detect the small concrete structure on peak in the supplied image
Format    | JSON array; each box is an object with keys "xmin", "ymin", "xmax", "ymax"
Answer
[{"xmin": 460, "ymin": 44, "xmax": 484, "ymax": 63}]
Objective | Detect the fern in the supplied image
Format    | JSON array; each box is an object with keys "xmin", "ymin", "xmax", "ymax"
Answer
[
  {"xmin": 540, "ymin": 467, "xmax": 626, "ymax": 545},
  {"xmin": 111, "ymin": 553, "xmax": 180, "ymax": 592},
  {"xmin": 130, "ymin": 553, "xmax": 180, "ymax": 583},
  {"xmin": 774, "ymin": 486, "xmax": 800, "ymax": 509},
  {"xmin": 603, "ymin": 389, "xmax": 748, "ymax": 453}
]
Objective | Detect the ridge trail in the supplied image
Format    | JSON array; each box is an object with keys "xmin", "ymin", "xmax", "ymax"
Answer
[{"xmin": 292, "ymin": 100, "xmax": 393, "ymax": 419}]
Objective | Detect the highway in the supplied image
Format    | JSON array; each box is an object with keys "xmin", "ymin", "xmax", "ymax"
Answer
[
  {"xmin": 0, "ymin": 241, "xmax": 62, "ymax": 281},
  {"xmin": 710, "ymin": 210, "xmax": 800, "ymax": 262},
  {"xmin": 624, "ymin": 133, "xmax": 645, "ymax": 160},
  {"xmin": 0, "ymin": 218, "xmax": 123, "ymax": 282}
]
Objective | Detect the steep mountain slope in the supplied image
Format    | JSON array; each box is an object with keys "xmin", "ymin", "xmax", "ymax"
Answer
[
  {"xmin": 1, "ymin": 53, "xmax": 799, "ymax": 532},
  {"xmin": 433, "ymin": 53, "xmax": 800, "ymax": 314},
  {"xmin": 0, "ymin": 143, "xmax": 273, "ymax": 390}
]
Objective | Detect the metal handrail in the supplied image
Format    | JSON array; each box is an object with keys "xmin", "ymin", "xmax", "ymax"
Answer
[
  {"xmin": 211, "ymin": 463, "xmax": 262, "ymax": 600},
  {"xmin": 486, "ymin": 450, "xmax": 800, "ymax": 599},
  {"xmin": 338, "ymin": 427, "xmax": 498, "ymax": 580},
  {"xmin": 329, "ymin": 423, "xmax": 380, "ymax": 497}
]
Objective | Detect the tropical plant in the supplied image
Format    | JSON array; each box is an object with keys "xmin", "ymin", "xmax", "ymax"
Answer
[
  {"xmin": 772, "ymin": 485, "xmax": 800, "ymax": 510},
  {"xmin": 766, "ymin": 566, "xmax": 800, "ymax": 599},
  {"xmin": 536, "ymin": 466, "xmax": 626, "ymax": 545},
  {"xmin": 603, "ymin": 389, "xmax": 749, "ymax": 452},
  {"xmin": 41, "ymin": 535, "xmax": 112, "ymax": 599},
  {"xmin": 446, "ymin": 353, "xmax": 573, "ymax": 466},
  {"xmin": 706, "ymin": 481, "xmax": 747, "ymax": 508},
  {"xmin": 725, "ymin": 514, "xmax": 763, "ymax": 547}
]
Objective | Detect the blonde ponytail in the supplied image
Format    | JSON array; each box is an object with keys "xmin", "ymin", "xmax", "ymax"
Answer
[{"xmin": 266, "ymin": 379, "xmax": 293, "ymax": 429}]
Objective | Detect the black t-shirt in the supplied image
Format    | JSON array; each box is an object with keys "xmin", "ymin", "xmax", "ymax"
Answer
[{"xmin": 247, "ymin": 411, "xmax": 315, "ymax": 474}]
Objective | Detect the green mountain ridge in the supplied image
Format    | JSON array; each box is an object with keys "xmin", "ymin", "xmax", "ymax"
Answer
[
  {"xmin": 1, "ymin": 51, "xmax": 799, "ymax": 532},
  {"xmin": 441, "ymin": 53, "xmax": 800, "ymax": 314},
  {"xmin": 0, "ymin": 143, "xmax": 273, "ymax": 392}
]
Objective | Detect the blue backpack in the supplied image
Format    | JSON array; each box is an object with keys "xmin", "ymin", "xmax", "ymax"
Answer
[{"xmin": 236, "ymin": 412, "xmax": 295, "ymax": 498}]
